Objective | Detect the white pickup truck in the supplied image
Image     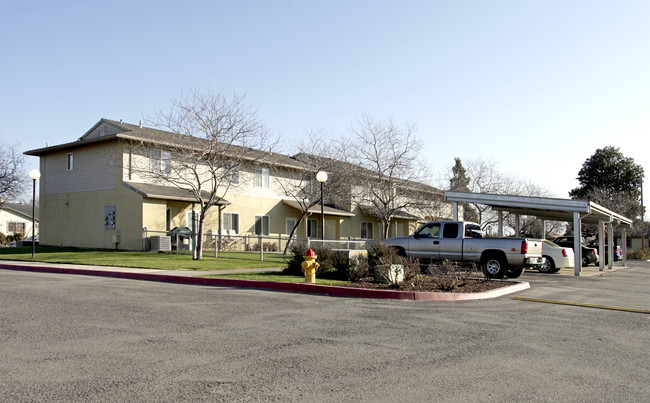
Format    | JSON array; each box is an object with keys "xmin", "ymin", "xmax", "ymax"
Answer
[{"xmin": 382, "ymin": 221, "xmax": 545, "ymax": 279}]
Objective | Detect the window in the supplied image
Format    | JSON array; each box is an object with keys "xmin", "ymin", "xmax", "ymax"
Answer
[
  {"xmin": 224, "ymin": 162, "xmax": 240, "ymax": 184},
  {"xmin": 254, "ymin": 215, "xmax": 270, "ymax": 236},
  {"xmin": 104, "ymin": 206, "xmax": 116, "ymax": 230},
  {"xmin": 307, "ymin": 219, "xmax": 318, "ymax": 238},
  {"xmin": 361, "ymin": 221, "xmax": 374, "ymax": 239},
  {"xmin": 7, "ymin": 222, "xmax": 25, "ymax": 233},
  {"xmin": 67, "ymin": 153, "xmax": 74, "ymax": 171},
  {"xmin": 443, "ymin": 223, "xmax": 459, "ymax": 238},
  {"xmin": 223, "ymin": 212, "xmax": 239, "ymax": 234},
  {"xmin": 417, "ymin": 223, "xmax": 440, "ymax": 238},
  {"xmin": 254, "ymin": 167, "xmax": 269, "ymax": 188},
  {"xmin": 286, "ymin": 218, "xmax": 297, "ymax": 237},
  {"xmin": 150, "ymin": 149, "xmax": 171, "ymax": 175}
]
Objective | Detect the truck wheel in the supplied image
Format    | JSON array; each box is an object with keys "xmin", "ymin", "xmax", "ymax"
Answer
[
  {"xmin": 393, "ymin": 247, "xmax": 406, "ymax": 257},
  {"xmin": 506, "ymin": 267, "xmax": 525, "ymax": 278},
  {"xmin": 481, "ymin": 255, "xmax": 507, "ymax": 279},
  {"xmin": 538, "ymin": 256, "xmax": 555, "ymax": 273}
]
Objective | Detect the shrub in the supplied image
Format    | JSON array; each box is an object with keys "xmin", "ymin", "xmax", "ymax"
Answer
[
  {"xmin": 283, "ymin": 244, "xmax": 338, "ymax": 277},
  {"xmin": 627, "ymin": 248, "xmax": 650, "ymax": 260},
  {"xmin": 424, "ymin": 260, "xmax": 483, "ymax": 291}
]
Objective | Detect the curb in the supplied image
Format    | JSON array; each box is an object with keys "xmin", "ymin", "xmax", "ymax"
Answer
[{"xmin": 0, "ymin": 263, "xmax": 529, "ymax": 301}]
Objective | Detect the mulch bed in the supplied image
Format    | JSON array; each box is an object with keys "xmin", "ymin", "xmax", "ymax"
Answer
[{"xmin": 346, "ymin": 276, "xmax": 509, "ymax": 293}]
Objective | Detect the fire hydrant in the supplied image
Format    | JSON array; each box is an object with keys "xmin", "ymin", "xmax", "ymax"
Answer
[{"xmin": 301, "ymin": 248, "xmax": 319, "ymax": 283}]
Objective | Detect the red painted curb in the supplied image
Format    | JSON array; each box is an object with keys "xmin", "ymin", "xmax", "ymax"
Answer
[{"xmin": 0, "ymin": 263, "xmax": 529, "ymax": 301}]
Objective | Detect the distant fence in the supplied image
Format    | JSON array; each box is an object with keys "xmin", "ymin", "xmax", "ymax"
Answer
[{"xmin": 142, "ymin": 229, "xmax": 371, "ymax": 260}]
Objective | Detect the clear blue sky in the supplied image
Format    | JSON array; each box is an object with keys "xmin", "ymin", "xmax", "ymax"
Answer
[{"xmin": 2, "ymin": 1, "xmax": 649, "ymax": 205}]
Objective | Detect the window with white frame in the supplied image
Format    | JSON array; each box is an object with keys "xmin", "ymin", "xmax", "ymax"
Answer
[
  {"xmin": 254, "ymin": 215, "xmax": 270, "ymax": 235},
  {"xmin": 7, "ymin": 222, "xmax": 26, "ymax": 233},
  {"xmin": 224, "ymin": 162, "xmax": 240, "ymax": 184},
  {"xmin": 361, "ymin": 221, "xmax": 374, "ymax": 239},
  {"xmin": 254, "ymin": 167, "xmax": 269, "ymax": 188},
  {"xmin": 67, "ymin": 153, "xmax": 74, "ymax": 171},
  {"xmin": 286, "ymin": 218, "xmax": 297, "ymax": 237},
  {"xmin": 307, "ymin": 219, "xmax": 318, "ymax": 238},
  {"xmin": 150, "ymin": 149, "xmax": 171, "ymax": 176},
  {"xmin": 223, "ymin": 212, "xmax": 239, "ymax": 235}
]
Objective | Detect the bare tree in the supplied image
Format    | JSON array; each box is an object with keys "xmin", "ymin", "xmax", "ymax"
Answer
[
  {"xmin": 275, "ymin": 130, "xmax": 360, "ymax": 252},
  {"xmin": 137, "ymin": 89, "xmax": 275, "ymax": 260},
  {"xmin": 0, "ymin": 141, "xmax": 27, "ymax": 202},
  {"xmin": 342, "ymin": 115, "xmax": 432, "ymax": 239}
]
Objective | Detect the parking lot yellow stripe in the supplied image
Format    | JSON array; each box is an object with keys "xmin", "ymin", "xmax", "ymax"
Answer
[{"xmin": 513, "ymin": 296, "xmax": 650, "ymax": 314}]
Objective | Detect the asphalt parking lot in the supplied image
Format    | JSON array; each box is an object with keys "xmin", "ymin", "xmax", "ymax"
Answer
[{"xmin": 1, "ymin": 262, "xmax": 648, "ymax": 401}]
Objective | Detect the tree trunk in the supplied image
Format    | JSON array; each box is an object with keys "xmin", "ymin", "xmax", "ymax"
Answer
[{"xmin": 282, "ymin": 210, "xmax": 310, "ymax": 255}]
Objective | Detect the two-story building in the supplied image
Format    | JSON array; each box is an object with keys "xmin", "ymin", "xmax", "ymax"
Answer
[{"xmin": 25, "ymin": 119, "xmax": 448, "ymax": 251}]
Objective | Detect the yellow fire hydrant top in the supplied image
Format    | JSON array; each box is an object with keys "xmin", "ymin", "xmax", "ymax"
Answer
[{"xmin": 301, "ymin": 248, "xmax": 319, "ymax": 284}]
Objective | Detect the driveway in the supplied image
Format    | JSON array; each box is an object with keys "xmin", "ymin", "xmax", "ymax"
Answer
[{"xmin": 1, "ymin": 262, "xmax": 648, "ymax": 401}]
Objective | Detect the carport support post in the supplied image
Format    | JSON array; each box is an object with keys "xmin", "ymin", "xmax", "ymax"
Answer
[
  {"xmin": 607, "ymin": 223, "xmax": 614, "ymax": 269},
  {"xmin": 498, "ymin": 211, "xmax": 504, "ymax": 237},
  {"xmin": 622, "ymin": 227, "xmax": 628, "ymax": 266},
  {"xmin": 598, "ymin": 221, "xmax": 605, "ymax": 271},
  {"xmin": 452, "ymin": 202, "xmax": 459, "ymax": 221},
  {"xmin": 515, "ymin": 214, "xmax": 520, "ymax": 237},
  {"xmin": 573, "ymin": 212, "xmax": 582, "ymax": 276}
]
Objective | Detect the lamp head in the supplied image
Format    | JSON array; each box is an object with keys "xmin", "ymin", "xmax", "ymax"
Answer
[
  {"xmin": 316, "ymin": 171, "xmax": 328, "ymax": 183},
  {"xmin": 29, "ymin": 169, "xmax": 41, "ymax": 180}
]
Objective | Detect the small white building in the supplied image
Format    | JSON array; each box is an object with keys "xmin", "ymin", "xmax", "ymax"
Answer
[{"xmin": 0, "ymin": 202, "xmax": 39, "ymax": 240}]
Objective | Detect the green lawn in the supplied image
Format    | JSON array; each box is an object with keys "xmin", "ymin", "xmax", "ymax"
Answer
[
  {"xmin": 0, "ymin": 246, "xmax": 288, "ymax": 271},
  {"xmin": 206, "ymin": 271, "xmax": 350, "ymax": 286}
]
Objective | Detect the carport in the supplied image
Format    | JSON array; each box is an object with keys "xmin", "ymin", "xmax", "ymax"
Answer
[{"xmin": 444, "ymin": 191, "xmax": 633, "ymax": 276}]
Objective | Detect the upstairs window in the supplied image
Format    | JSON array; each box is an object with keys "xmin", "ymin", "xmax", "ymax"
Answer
[
  {"xmin": 254, "ymin": 167, "xmax": 269, "ymax": 188},
  {"xmin": 224, "ymin": 162, "xmax": 240, "ymax": 184},
  {"xmin": 67, "ymin": 153, "xmax": 74, "ymax": 171},
  {"xmin": 150, "ymin": 149, "xmax": 171, "ymax": 176}
]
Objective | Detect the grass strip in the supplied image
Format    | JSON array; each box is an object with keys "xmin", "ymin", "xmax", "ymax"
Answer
[{"xmin": 0, "ymin": 247, "xmax": 287, "ymax": 271}]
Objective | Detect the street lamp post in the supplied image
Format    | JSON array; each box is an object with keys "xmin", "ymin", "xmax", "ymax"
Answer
[
  {"xmin": 29, "ymin": 169, "xmax": 41, "ymax": 258},
  {"xmin": 316, "ymin": 171, "xmax": 328, "ymax": 241}
]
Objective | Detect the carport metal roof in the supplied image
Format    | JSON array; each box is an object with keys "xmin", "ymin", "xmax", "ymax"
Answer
[
  {"xmin": 444, "ymin": 191, "xmax": 633, "ymax": 276},
  {"xmin": 444, "ymin": 191, "xmax": 632, "ymax": 227}
]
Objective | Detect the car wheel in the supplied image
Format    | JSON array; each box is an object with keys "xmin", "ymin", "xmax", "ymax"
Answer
[
  {"xmin": 506, "ymin": 266, "xmax": 525, "ymax": 278},
  {"xmin": 538, "ymin": 256, "xmax": 555, "ymax": 273},
  {"xmin": 481, "ymin": 254, "xmax": 507, "ymax": 279}
]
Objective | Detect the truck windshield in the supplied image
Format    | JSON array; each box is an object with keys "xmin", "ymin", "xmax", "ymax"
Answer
[{"xmin": 417, "ymin": 223, "xmax": 440, "ymax": 238}]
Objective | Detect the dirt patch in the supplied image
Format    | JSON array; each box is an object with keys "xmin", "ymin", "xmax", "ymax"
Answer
[{"xmin": 347, "ymin": 276, "xmax": 509, "ymax": 293}]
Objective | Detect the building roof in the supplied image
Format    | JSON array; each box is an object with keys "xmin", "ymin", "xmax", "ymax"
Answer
[
  {"xmin": 292, "ymin": 152, "xmax": 442, "ymax": 195},
  {"xmin": 282, "ymin": 199, "xmax": 355, "ymax": 217},
  {"xmin": 0, "ymin": 203, "xmax": 39, "ymax": 220},
  {"xmin": 123, "ymin": 182, "xmax": 230, "ymax": 205},
  {"xmin": 25, "ymin": 118, "xmax": 313, "ymax": 171}
]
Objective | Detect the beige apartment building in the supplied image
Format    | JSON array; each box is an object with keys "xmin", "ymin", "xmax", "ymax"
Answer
[{"xmin": 25, "ymin": 119, "xmax": 448, "ymax": 251}]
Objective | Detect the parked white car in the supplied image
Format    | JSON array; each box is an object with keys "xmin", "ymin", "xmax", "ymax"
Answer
[{"xmin": 538, "ymin": 240, "xmax": 574, "ymax": 273}]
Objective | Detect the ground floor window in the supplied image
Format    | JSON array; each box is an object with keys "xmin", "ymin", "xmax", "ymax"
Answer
[
  {"xmin": 307, "ymin": 219, "xmax": 318, "ymax": 238},
  {"xmin": 255, "ymin": 215, "xmax": 270, "ymax": 236},
  {"xmin": 286, "ymin": 218, "xmax": 296, "ymax": 237},
  {"xmin": 223, "ymin": 212, "xmax": 239, "ymax": 234},
  {"xmin": 361, "ymin": 221, "xmax": 374, "ymax": 239},
  {"xmin": 7, "ymin": 222, "xmax": 25, "ymax": 234}
]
